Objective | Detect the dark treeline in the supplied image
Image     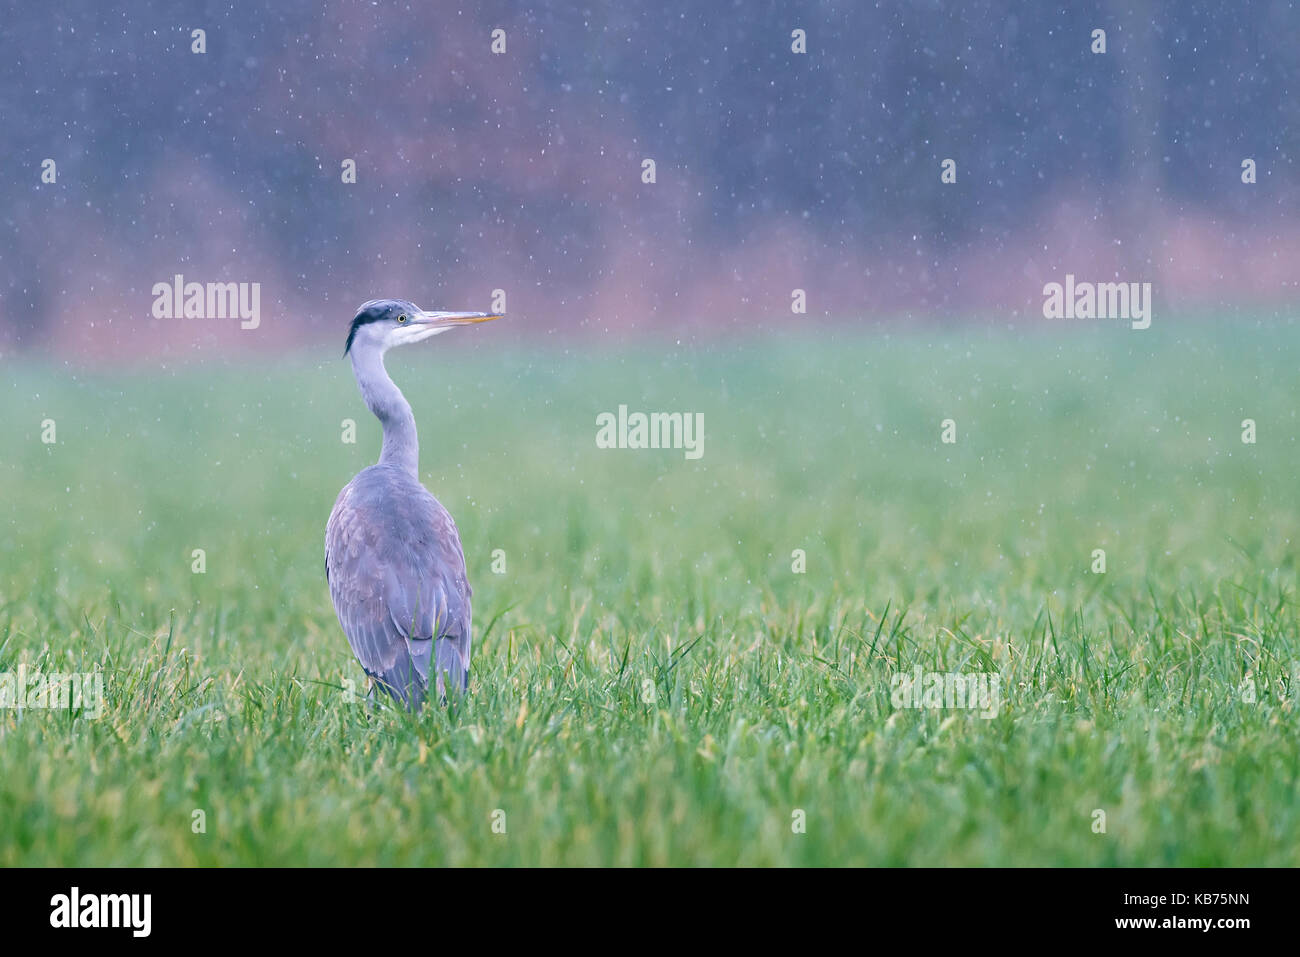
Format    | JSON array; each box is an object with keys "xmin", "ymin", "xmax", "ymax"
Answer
[{"xmin": 2, "ymin": 1, "xmax": 1296, "ymax": 353}]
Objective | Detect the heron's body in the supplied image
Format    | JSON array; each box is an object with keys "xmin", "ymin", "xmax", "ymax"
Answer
[
  {"xmin": 325, "ymin": 299, "xmax": 501, "ymax": 707},
  {"xmin": 326, "ymin": 464, "xmax": 471, "ymax": 706}
]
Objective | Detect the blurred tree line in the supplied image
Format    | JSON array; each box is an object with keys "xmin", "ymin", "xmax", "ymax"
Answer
[{"xmin": 2, "ymin": 0, "xmax": 1296, "ymax": 350}]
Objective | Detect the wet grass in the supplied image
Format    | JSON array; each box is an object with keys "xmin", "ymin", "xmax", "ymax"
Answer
[{"xmin": 1, "ymin": 317, "xmax": 1297, "ymax": 865}]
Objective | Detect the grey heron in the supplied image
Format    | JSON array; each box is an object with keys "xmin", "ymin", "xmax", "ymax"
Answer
[{"xmin": 326, "ymin": 299, "xmax": 502, "ymax": 708}]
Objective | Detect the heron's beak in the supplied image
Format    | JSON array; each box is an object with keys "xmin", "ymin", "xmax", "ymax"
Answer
[{"xmin": 413, "ymin": 310, "xmax": 504, "ymax": 328}]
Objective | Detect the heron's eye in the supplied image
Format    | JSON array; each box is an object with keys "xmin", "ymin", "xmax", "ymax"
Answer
[{"xmin": 397, "ymin": 314, "xmax": 407, "ymax": 323}]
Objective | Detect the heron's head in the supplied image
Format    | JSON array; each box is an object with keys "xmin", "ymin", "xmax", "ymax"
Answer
[{"xmin": 344, "ymin": 298, "xmax": 503, "ymax": 356}]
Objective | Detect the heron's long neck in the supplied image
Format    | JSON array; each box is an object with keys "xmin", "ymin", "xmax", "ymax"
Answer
[{"xmin": 351, "ymin": 347, "xmax": 418, "ymax": 478}]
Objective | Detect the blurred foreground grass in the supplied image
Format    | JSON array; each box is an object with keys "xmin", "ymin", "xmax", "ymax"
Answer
[{"xmin": 0, "ymin": 318, "xmax": 1297, "ymax": 865}]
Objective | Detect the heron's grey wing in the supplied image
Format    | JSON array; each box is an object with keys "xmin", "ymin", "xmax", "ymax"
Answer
[
  {"xmin": 381, "ymin": 508, "xmax": 474, "ymax": 698},
  {"xmin": 325, "ymin": 483, "xmax": 424, "ymax": 706},
  {"xmin": 326, "ymin": 469, "xmax": 473, "ymax": 705},
  {"xmin": 374, "ymin": 480, "xmax": 473, "ymax": 695}
]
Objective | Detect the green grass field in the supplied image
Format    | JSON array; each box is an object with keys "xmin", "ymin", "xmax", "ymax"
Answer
[{"xmin": 1, "ymin": 319, "xmax": 1297, "ymax": 866}]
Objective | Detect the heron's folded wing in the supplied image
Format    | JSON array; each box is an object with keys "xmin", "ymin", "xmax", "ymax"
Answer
[{"xmin": 325, "ymin": 479, "xmax": 472, "ymax": 678}]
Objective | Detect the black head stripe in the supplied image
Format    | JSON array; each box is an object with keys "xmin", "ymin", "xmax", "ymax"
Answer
[
  {"xmin": 344, "ymin": 301, "xmax": 389, "ymax": 356},
  {"xmin": 343, "ymin": 299, "xmax": 419, "ymax": 355}
]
